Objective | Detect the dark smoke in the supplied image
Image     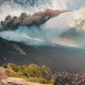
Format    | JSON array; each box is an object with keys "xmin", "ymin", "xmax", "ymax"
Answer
[{"xmin": 0, "ymin": 9, "xmax": 72, "ymax": 31}]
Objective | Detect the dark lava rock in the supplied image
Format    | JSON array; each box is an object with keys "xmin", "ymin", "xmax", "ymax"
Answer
[{"xmin": 53, "ymin": 72, "xmax": 85, "ymax": 85}]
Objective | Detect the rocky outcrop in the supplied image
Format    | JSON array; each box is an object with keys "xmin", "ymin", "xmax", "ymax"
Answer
[{"xmin": 53, "ymin": 72, "xmax": 85, "ymax": 85}]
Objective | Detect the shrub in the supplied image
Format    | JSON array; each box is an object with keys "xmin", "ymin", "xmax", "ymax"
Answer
[
  {"xmin": 17, "ymin": 71, "xmax": 23, "ymax": 77},
  {"xmin": 9, "ymin": 72, "xmax": 21, "ymax": 78},
  {"xmin": 13, "ymin": 66, "xmax": 19, "ymax": 72},
  {"xmin": 5, "ymin": 69, "xmax": 10, "ymax": 76},
  {"xmin": 28, "ymin": 77, "xmax": 49, "ymax": 84},
  {"xmin": 8, "ymin": 63, "xmax": 16, "ymax": 69},
  {"xmin": 38, "ymin": 78, "xmax": 49, "ymax": 84},
  {"xmin": 3, "ymin": 64, "xmax": 8, "ymax": 68},
  {"xmin": 5, "ymin": 69, "xmax": 10, "ymax": 73},
  {"xmin": 49, "ymin": 79, "xmax": 54, "ymax": 84},
  {"xmin": 42, "ymin": 65, "xmax": 49, "ymax": 76},
  {"xmin": 22, "ymin": 71, "xmax": 30, "ymax": 77},
  {"xmin": 33, "ymin": 67, "xmax": 42, "ymax": 77}
]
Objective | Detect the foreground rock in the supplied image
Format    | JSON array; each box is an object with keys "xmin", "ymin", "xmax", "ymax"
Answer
[{"xmin": 53, "ymin": 72, "xmax": 85, "ymax": 85}]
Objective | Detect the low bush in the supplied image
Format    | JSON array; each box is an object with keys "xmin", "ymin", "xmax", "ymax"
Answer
[
  {"xmin": 3, "ymin": 64, "xmax": 8, "ymax": 68},
  {"xmin": 28, "ymin": 77, "xmax": 49, "ymax": 84},
  {"xmin": 49, "ymin": 79, "xmax": 54, "ymax": 84},
  {"xmin": 5, "ymin": 69, "xmax": 10, "ymax": 76},
  {"xmin": 9, "ymin": 72, "xmax": 21, "ymax": 78}
]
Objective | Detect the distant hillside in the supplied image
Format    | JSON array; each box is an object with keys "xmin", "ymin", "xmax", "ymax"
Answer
[
  {"xmin": 0, "ymin": 37, "xmax": 26, "ymax": 54},
  {"xmin": 0, "ymin": 37, "xmax": 85, "ymax": 74}
]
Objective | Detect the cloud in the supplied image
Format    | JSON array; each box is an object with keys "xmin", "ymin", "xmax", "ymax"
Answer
[
  {"xmin": 51, "ymin": 0, "xmax": 85, "ymax": 10},
  {"xmin": 51, "ymin": 0, "xmax": 68, "ymax": 10}
]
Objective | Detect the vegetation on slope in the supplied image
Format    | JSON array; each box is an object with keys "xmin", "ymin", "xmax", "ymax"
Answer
[{"xmin": 3, "ymin": 63, "xmax": 54, "ymax": 84}]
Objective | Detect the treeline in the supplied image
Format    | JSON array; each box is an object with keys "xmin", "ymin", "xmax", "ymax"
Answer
[{"xmin": 3, "ymin": 63, "xmax": 54, "ymax": 84}]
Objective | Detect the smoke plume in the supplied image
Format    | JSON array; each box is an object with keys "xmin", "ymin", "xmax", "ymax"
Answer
[{"xmin": 0, "ymin": 9, "xmax": 71, "ymax": 31}]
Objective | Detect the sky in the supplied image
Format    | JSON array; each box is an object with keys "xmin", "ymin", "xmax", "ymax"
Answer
[{"xmin": 0, "ymin": 0, "xmax": 85, "ymax": 48}]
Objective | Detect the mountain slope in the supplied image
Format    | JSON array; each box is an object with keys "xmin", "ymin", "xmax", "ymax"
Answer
[
  {"xmin": 0, "ymin": 37, "xmax": 26, "ymax": 54},
  {"xmin": 0, "ymin": 37, "xmax": 85, "ymax": 74}
]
